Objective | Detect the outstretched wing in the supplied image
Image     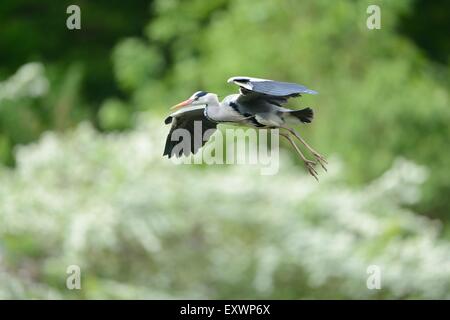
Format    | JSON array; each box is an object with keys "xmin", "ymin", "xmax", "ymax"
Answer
[
  {"xmin": 163, "ymin": 105, "xmax": 217, "ymax": 158},
  {"xmin": 225, "ymin": 76, "xmax": 317, "ymax": 126},
  {"xmin": 227, "ymin": 76, "xmax": 318, "ymax": 98}
]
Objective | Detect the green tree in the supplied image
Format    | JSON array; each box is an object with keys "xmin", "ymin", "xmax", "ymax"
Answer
[{"xmin": 112, "ymin": 0, "xmax": 450, "ymax": 220}]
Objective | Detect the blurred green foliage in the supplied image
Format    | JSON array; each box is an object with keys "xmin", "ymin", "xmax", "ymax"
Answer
[
  {"xmin": 0, "ymin": 0, "xmax": 150, "ymax": 101},
  {"xmin": 399, "ymin": 0, "xmax": 450, "ymax": 65},
  {"xmin": 0, "ymin": 0, "xmax": 150, "ymax": 164},
  {"xmin": 0, "ymin": 0, "xmax": 449, "ymax": 299},
  {"xmin": 109, "ymin": 0, "xmax": 450, "ymax": 219}
]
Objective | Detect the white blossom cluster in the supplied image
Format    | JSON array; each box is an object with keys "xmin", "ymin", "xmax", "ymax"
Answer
[
  {"xmin": 0, "ymin": 63, "xmax": 49, "ymax": 103},
  {"xmin": 0, "ymin": 116, "xmax": 448, "ymax": 299}
]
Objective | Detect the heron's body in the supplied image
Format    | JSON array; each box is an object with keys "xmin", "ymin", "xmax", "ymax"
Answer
[
  {"xmin": 163, "ymin": 76, "xmax": 326, "ymax": 179},
  {"xmin": 207, "ymin": 93, "xmax": 314, "ymax": 128}
]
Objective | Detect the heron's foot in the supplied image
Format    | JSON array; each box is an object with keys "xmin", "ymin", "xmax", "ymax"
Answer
[
  {"xmin": 303, "ymin": 159, "xmax": 319, "ymax": 181},
  {"xmin": 311, "ymin": 151, "xmax": 328, "ymax": 172},
  {"xmin": 281, "ymin": 127, "xmax": 328, "ymax": 172}
]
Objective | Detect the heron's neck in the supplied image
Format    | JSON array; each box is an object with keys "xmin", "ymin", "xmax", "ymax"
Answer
[
  {"xmin": 204, "ymin": 95, "xmax": 221, "ymax": 111},
  {"xmin": 204, "ymin": 97, "xmax": 222, "ymax": 122},
  {"xmin": 210, "ymin": 94, "xmax": 220, "ymax": 107}
]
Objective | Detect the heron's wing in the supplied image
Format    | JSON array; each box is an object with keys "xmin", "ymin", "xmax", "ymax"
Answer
[
  {"xmin": 163, "ymin": 105, "xmax": 217, "ymax": 158},
  {"xmin": 225, "ymin": 77, "xmax": 317, "ymax": 126},
  {"xmin": 227, "ymin": 76, "xmax": 318, "ymax": 97}
]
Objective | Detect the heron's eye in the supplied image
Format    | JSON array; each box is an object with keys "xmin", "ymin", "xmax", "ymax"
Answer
[{"xmin": 195, "ymin": 91, "xmax": 207, "ymax": 99}]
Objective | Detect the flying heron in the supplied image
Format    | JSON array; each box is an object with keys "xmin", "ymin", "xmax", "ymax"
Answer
[{"xmin": 163, "ymin": 76, "xmax": 327, "ymax": 179}]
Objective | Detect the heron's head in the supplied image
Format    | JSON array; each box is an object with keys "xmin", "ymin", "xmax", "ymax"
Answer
[{"xmin": 170, "ymin": 91, "xmax": 218, "ymax": 110}]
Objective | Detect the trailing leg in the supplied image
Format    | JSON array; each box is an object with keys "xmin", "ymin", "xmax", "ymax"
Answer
[
  {"xmin": 281, "ymin": 126, "xmax": 327, "ymax": 171},
  {"xmin": 280, "ymin": 132, "xmax": 319, "ymax": 181}
]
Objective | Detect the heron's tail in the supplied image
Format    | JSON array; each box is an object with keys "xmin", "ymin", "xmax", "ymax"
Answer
[{"xmin": 289, "ymin": 107, "xmax": 313, "ymax": 123}]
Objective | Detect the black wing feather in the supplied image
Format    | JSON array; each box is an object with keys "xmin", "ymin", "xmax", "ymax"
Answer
[{"xmin": 163, "ymin": 108, "xmax": 217, "ymax": 158}]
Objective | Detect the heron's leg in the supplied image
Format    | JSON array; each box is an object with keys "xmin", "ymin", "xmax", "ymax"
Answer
[
  {"xmin": 281, "ymin": 126, "xmax": 327, "ymax": 171},
  {"xmin": 280, "ymin": 132, "xmax": 319, "ymax": 181}
]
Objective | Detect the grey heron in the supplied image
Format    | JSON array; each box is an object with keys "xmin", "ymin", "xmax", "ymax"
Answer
[{"xmin": 163, "ymin": 76, "xmax": 327, "ymax": 179}]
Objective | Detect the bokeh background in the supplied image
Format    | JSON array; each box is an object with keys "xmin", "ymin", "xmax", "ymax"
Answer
[{"xmin": 0, "ymin": 0, "xmax": 449, "ymax": 299}]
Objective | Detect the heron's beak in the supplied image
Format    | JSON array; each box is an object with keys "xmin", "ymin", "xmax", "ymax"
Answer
[{"xmin": 170, "ymin": 98, "xmax": 194, "ymax": 111}]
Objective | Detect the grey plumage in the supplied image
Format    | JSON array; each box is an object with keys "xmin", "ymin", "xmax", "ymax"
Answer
[
  {"xmin": 163, "ymin": 76, "xmax": 326, "ymax": 180},
  {"xmin": 217, "ymin": 76, "xmax": 317, "ymax": 127},
  {"xmin": 227, "ymin": 76, "xmax": 318, "ymax": 96}
]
